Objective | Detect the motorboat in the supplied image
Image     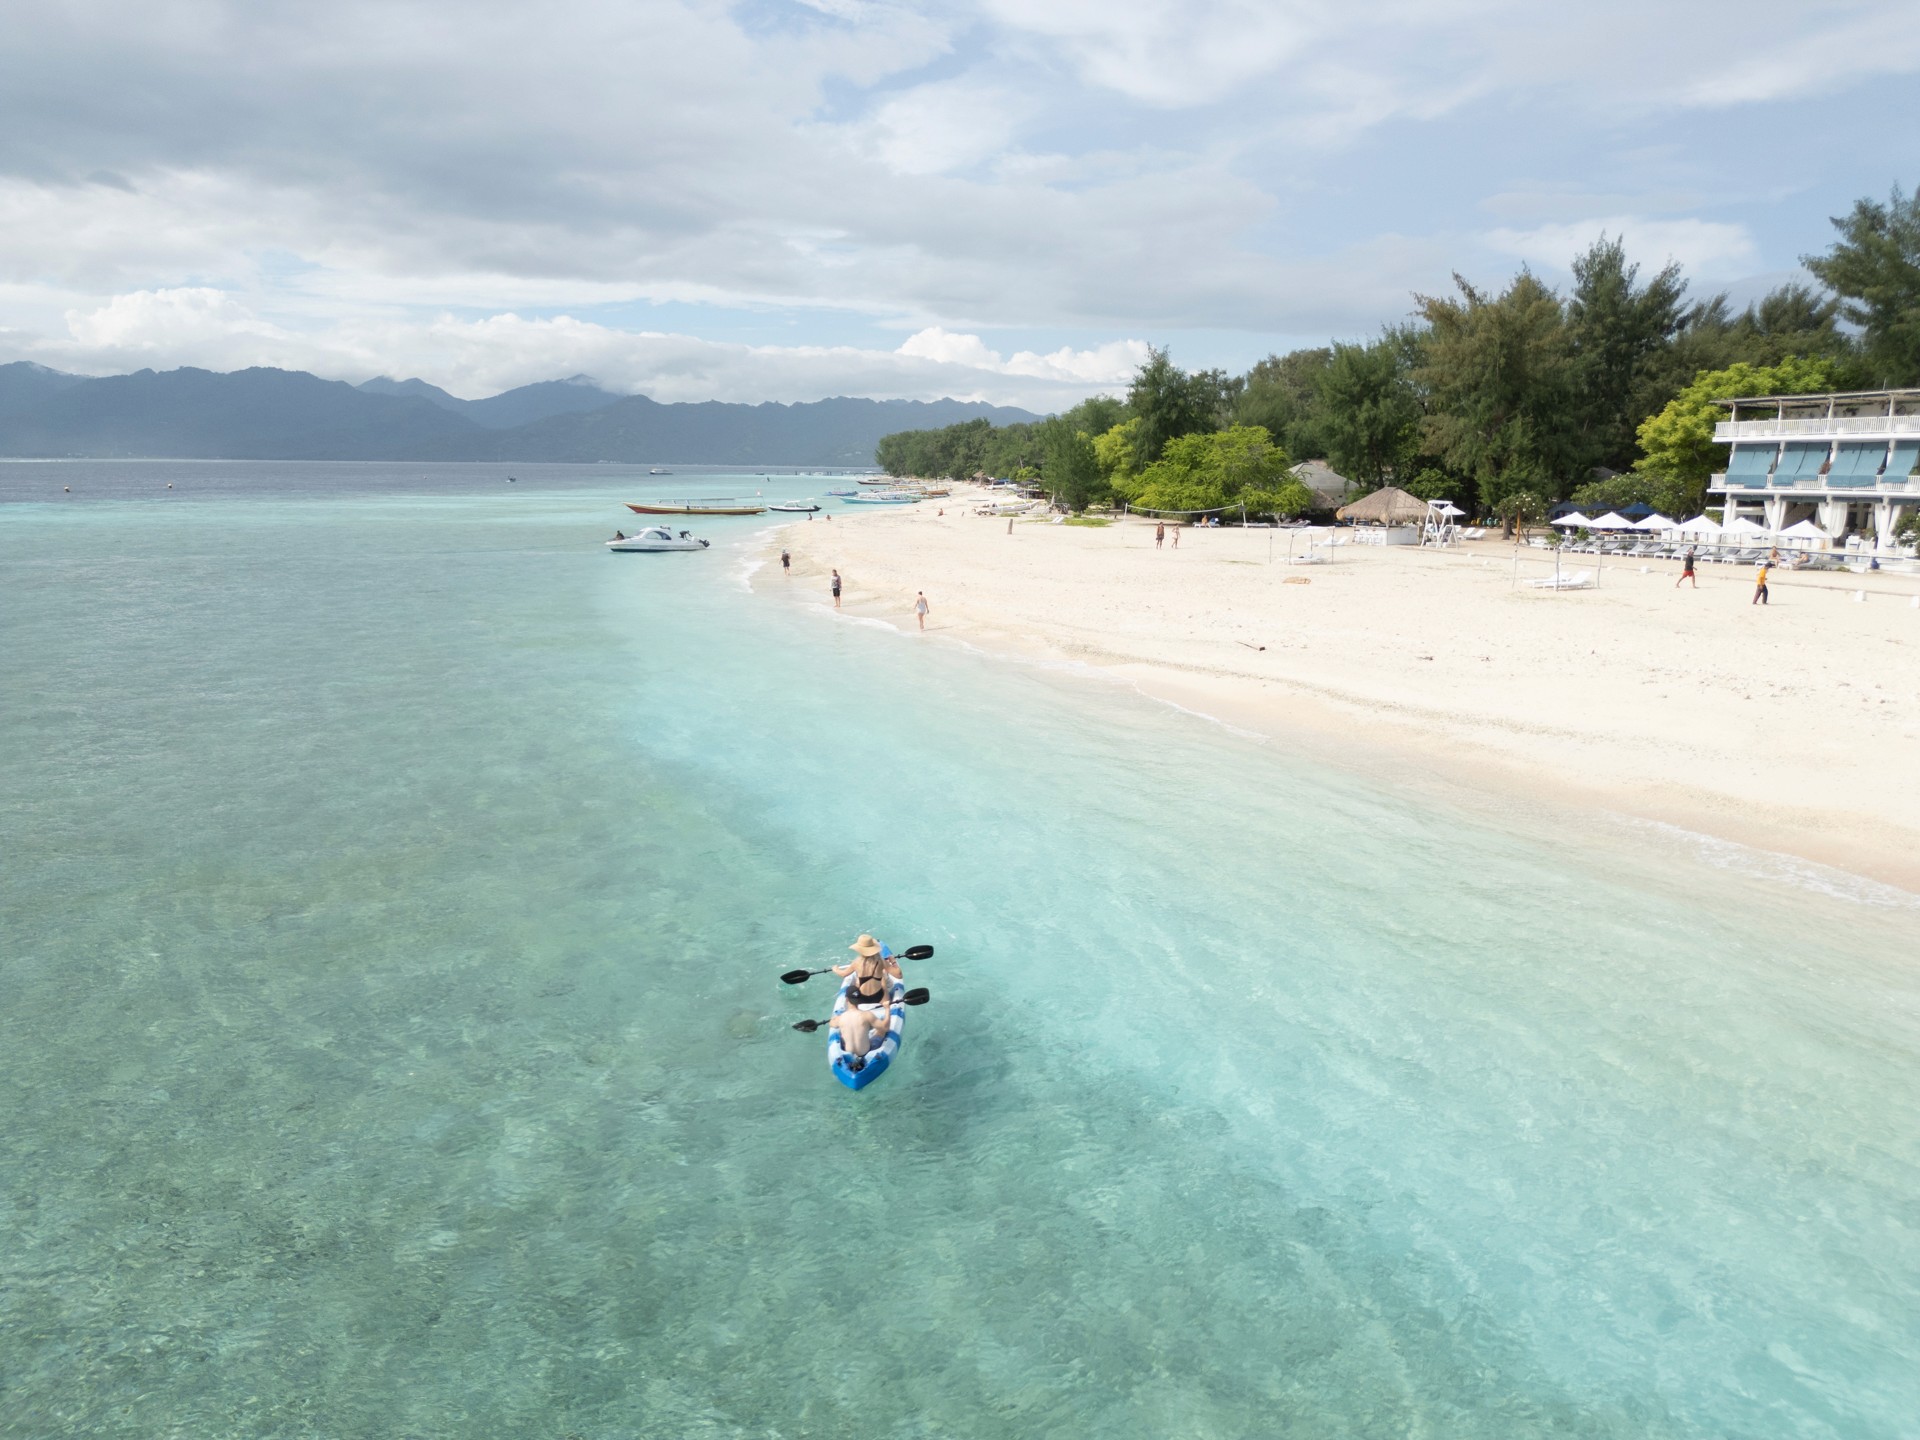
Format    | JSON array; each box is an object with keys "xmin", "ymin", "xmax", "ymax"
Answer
[
  {"xmin": 768, "ymin": 500, "xmax": 821, "ymax": 513},
  {"xmin": 648, "ymin": 467, "xmax": 673, "ymax": 475},
  {"xmin": 857, "ymin": 477, "xmax": 897, "ymax": 486},
  {"xmin": 826, "ymin": 488, "xmax": 857, "ymax": 497},
  {"xmin": 843, "ymin": 491, "xmax": 922, "ymax": 505},
  {"xmin": 606, "ymin": 525, "xmax": 710, "ymax": 552}
]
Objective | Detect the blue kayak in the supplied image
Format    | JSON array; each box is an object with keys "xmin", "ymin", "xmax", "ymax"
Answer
[{"xmin": 827, "ymin": 946, "xmax": 905, "ymax": 1090}]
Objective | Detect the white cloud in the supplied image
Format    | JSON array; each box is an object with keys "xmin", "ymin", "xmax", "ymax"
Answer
[
  {"xmin": 0, "ymin": 0, "xmax": 1913, "ymax": 397},
  {"xmin": 1484, "ymin": 218, "xmax": 1761, "ymax": 280},
  {"xmin": 21, "ymin": 291, "xmax": 1146, "ymax": 410}
]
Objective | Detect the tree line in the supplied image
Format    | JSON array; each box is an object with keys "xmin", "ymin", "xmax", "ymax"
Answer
[{"xmin": 876, "ymin": 185, "xmax": 1920, "ymax": 521}]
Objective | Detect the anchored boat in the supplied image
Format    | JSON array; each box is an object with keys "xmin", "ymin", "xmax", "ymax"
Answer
[
  {"xmin": 606, "ymin": 525, "xmax": 710, "ymax": 551},
  {"xmin": 626, "ymin": 497, "xmax": 766, "ymax": 516}
]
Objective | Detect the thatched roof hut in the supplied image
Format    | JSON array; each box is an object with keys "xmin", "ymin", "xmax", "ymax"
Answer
[{"xmin": 1336, "ymin": 485, "xmax": 1428, "ymax": 525}]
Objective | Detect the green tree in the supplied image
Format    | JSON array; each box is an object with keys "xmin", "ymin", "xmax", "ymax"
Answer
[
  {"xmin": 1634, "ymin": 355, "xmax": 1840, "ymax": 516},
  {"xmin": 1038, "ymin": 417, "xmax": 1106, "ymax": 512},
  {"xmin": 1803, "ymin": 184, "xmax": 1920, "ymax": 385},
  {"xmin": 1131, "ymin": 425, "xmax": 1293, "ymax": 515},
  {"xmin": 1126, "ymin": 348, "xmax": 1219, "ymax": 463},
  {"xmin": 1236, "ymin": 347, "xmax": 1333, "ymax": 458},
  {"xmin": 1316, "ymin": 334, "xmax": 1421, "ymax": 488},
  {"xmin": 1093, "ymin": 418, "xmax": 1146, "ymax": 498},
  {"xmin": 1563, "ymin": 236, "xmax": 1691, "ymax": 472},
  {"xmin": 1415, "ymin": 271, "xmax": 1575, "ymax": 510}
]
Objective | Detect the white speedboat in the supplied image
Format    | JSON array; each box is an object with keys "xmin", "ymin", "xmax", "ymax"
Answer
[
  {"xmin": 606, "ymin": 525, "xmax": 710, "ymax": 552},
  {"xmin": 768, "ymin": 500, "xmax": 821, "ymax": 513},
  {"xmin": 843, "ymin": 491, "xmax": 922, "ymax": 505}
]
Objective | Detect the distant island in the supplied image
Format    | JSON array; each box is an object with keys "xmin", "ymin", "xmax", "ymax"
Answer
[{"xmin": 0, "ymin": 363, "xmax": 1040, "ymax": 465}]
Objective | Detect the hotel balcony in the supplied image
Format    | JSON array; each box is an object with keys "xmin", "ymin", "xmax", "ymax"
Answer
[{"xmin": 1714, "ymin": 415, "xmax": 1920, "ymax": 441}]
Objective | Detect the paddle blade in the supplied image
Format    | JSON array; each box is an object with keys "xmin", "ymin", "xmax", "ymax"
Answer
[
  {"xmin": 900, "ymin": 944, "xmax": 934, "ymax": 961},
  {"xmin": 779, "ymin": 969, "xmax": 812, "ymax": 985},
  {"xmin": 792, "ymin": 1018, "xmax": 827, "ymax": 1033},
  {"xmin": 901, "ymin": 987, "xmax": 930, "ymax": 1005}
]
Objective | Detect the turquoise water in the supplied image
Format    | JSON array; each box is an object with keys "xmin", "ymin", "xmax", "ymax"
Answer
[{"xmin": 4, "ymin": 464, "xmax": 1918, "ymax": 1438}]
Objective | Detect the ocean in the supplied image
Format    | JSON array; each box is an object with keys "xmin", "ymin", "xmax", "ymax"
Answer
[{"xmin": 3, "ymin": 461, "xmax": 1917, "ymax": 1438}]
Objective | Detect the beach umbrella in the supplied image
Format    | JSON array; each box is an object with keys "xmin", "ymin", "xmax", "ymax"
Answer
[
  {"xmin": 1550, "ymin": 511, "xmax": 1593, "ymax": 528},
  {"xmin": 1588, "ymin": 512, "xmax": 1635, "ymax": 530},
  {"xmin": 1633, "ymin": 512, "xmax": 1676, "ymax": 531},
  {"xmin": 1776, "ymin": 518, "xmax": 1832, "ymax": 549},
  {"xmin": 1720, "ymin": 515, "xmax": 1769, "ymax": 537},
  {"xmin": 1673, "ymin": 514, "xmax": 1720, "ymax": 536}
]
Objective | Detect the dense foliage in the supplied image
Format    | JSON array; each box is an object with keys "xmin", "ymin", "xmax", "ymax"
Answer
[{"xmin": 875, "ymin": 185, "xmax": 1920, "ymax": 515}]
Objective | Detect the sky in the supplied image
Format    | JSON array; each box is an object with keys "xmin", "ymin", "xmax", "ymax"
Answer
[{"xmin": 2, "ymin": 0, "xmax": 1917, "ymax": 411}]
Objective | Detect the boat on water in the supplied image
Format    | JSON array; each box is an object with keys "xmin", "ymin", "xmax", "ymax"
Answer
[
  {"xmin": 626, "ymin": 497, "xmax": 766, "ymax": 516},
  {"xmin": 843, "ymin": 492, "xmax": 921, "ymax": 505},
  {"xmin": 649, "ymin": 467, "xmax": 673, "ymax": 475},
  {"xmin": 606, "ymin": 525, "xmax": 710, "ymax": 552},
  {"xmin": 768, "ymin": 500, "xmax": 820, "ymax": 513},
  {"xmin": 857, "ymin": 477, "xmax": 896, "ymax": 486},
  {"xmin": 826, "ymin": 488, "xmax": 857, "ymax": 497}
]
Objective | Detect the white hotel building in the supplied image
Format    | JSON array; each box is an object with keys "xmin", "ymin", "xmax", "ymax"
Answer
[{"xmin": 1711, "ymin": 388, "xmax": 1920, "ymax": 547}]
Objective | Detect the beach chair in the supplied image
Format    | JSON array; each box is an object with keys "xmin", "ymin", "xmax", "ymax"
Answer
[{"xmin": 1526, "ymin": 569, "xmax": 1595, "ymax": 590}]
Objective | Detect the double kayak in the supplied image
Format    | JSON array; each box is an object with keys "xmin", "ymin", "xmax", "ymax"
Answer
[{"xmin": 828, "ymin": 946, "xmax": 906, "ymax": 1091}]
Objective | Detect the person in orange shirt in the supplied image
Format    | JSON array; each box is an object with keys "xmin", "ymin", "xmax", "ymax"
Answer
[{"xmin": 1752, "ymin": 560, "xmax": 1770, "ymax": 606}]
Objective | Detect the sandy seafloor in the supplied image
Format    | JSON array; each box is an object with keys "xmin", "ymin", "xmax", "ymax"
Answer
[{"xmin": 2, "ymin": 461, "xmax": 1917, "ymax": 1439}]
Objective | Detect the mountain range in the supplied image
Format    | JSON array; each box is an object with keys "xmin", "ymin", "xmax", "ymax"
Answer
[{"xmin": 0, "ymin": 363, "xmax": 1040, "ymax": 464}]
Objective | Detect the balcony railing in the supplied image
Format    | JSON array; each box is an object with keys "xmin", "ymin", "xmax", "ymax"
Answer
[
  {"xmin": 1715, "ymin": 416, "xmax": 1920, "ymax": 440},
  {"xmin": 1710, "ymin": 473, "xmax": 1916, "ymax": 493}
]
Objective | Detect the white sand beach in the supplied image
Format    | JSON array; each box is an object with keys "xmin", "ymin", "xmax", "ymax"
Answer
[{"xmin": 768, "ymin": 494, "xmax": 1920, "ymax": 892}]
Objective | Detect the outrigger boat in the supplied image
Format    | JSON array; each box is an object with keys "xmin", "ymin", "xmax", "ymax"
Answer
[
  {"xmin": 606, "ymin": 525, "xmax": 710, "ymax": 551},
  {"xmin": 626, "ymin": 497, "xmax": 766, "ymax": 516},
  {"xmin": 843, "ymin": 491, "xmax": 921, "ymax": 505}
]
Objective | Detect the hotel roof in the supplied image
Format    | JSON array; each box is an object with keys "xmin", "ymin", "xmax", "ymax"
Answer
[{"xmin": 1712, "ymin": 388, "xmax": 1920, "ymax": 407}]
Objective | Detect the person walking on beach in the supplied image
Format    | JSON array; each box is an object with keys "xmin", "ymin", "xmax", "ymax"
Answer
[
  {"xmin": 1752, "ymin": 559, "xmax": 1770, "ymax": 606},
  {"xmin": 1676, "ymin": 547, "xmax": 1696, "ymax": 588},
  {"xmin": 1171, "ymin": 525, "xmax": 1180, "ymax": 549},
  {"xmin": 831, "ymin": 569, "xmax": 842, "ymax": 607},
  {"xmin": 1007, "ymin": 517, "xmax": 1014, "ymax": 536},
  {"xmin": 1155, "ymin": 522, "xmax": 1165, "ymax": 549},
  {"xmin": 914, "ymin": 591, "xmax": 929, "ymax": 631},
  {"xmin": 780, "ymin": 548, "xmax": 791, "ymax": 575}
]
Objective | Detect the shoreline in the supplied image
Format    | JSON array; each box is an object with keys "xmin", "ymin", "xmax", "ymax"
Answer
[{"xmin": 757, "ymin": 492, "xmax": 1920, "ymax": 895}]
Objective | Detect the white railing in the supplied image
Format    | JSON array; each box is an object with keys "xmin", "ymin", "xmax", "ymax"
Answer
[
  {"xmin": 1714, "ymin": 416, "xmax": 1920, "ymax": 440},
  {"xmin": 1710, "ymin": 472, "xmax": 1914, "ymax": 493}
]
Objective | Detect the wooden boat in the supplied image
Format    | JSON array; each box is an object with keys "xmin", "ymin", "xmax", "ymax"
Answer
[{"xmin": 626, "ymin": 498, "xmax": 766, "ymax": 516}]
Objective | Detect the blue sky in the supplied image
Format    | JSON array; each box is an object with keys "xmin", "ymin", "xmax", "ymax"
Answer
[{"xmin": 1, "ymin": 0, "xmax": 1915, "ymax": 409}]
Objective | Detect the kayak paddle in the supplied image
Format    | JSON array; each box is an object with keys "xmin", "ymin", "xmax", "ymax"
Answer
[
  {"xmin": 791, "ymin": 988, "xmax": 930, "ymax": 1032},
  {"xmin": 779, "ymin": 943, "xmax": 933, "ymax": 985}
]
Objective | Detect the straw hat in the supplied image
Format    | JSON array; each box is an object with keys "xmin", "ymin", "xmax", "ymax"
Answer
[{"xmin": 849, "ymin": 934, "xmax": 882, "ymax": 957}]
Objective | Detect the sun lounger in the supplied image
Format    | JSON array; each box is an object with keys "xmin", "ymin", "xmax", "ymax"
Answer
[{"xmin": 1526, "ymin": 569, "xmax": 1595, "ymax": 590}]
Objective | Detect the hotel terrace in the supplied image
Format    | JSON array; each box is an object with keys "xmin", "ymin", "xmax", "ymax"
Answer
[{"xmin": 1712, "ymin": 388, "xmax": 1920, "ymax": 549}]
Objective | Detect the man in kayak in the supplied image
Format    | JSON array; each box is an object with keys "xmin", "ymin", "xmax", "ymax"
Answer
[{"xmin": 828, "ymin": 934, "xmax": 901, "ymax": 1068}]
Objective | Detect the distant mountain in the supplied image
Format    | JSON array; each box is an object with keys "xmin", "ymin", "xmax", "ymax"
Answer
[
  {"xmin": 356, "ymin": 375, "xmax": 470, "ymax": 414},
  {"xmin": 0, "ymin": 364, "xmax": 1040, "ymax": 464},
  {"xmin": 0, "ymin": 361, "xmax": 90, "ymax": 422},
  {"xmin": 464, "ymin": 376, "xmax": 625, "ymax": 430},
  {"xmin": 357, "ymin": 373, "xmax": 626, "ymax": 429},
  {"xmin": 490, "ymin": 394, "xmax": 1041, "ymax": 465},
  {"xmin": 3, "ymin": 367, "xmax": 485, "ymax": 460}
]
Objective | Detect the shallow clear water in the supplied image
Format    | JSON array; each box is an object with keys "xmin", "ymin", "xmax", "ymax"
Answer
[{"xmin": 4, "ymin": 464, "xmax": 1917, "ymax": 1438}]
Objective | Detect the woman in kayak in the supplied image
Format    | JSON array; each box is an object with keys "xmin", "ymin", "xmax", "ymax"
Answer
[{"xmin": 829, "ymin": 934, "xmax": 901, "ymax": 1063}]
